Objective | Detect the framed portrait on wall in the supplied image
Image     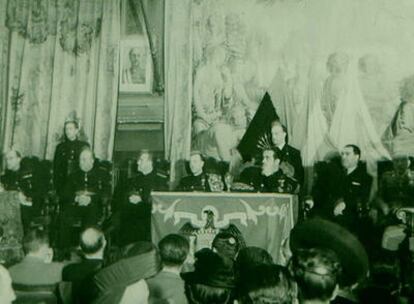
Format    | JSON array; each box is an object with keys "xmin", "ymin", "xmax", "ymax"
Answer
[{"xmin": 119, "ymin": 39, "xmax": 153, "ymax": 93}]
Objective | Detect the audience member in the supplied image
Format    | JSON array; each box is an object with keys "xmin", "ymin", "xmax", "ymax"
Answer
[
  {"xmin": 290, "ymin": 248, "xmax": 341, "ymax": 304},
  {"xmin": 53, "ymin": 118, "xmax": 89, "ymax": 198},
  {"xmin": 62, "ymin": 226, "xmax": 106, "ymax": 304},
  {"xmin": 234, "ymin": 246, "xmax": 274, "ymax": 296},
  {"xmin": 117, "ymin": 150, "xmax": 167, "ymax": 246},
  {"xmin": 0, "ymin": 150, "xmax": 43, "ymax": 229},
  {"xmin": 212, "ymin": 231, "xmax": 244, "ymax": 267},
  {"xmin": 177, "ymin": 151, "xmax": 210, "ymax": 191},
  {"xmin": 270, "ymin": 120, "xmax": 304, "ymax": 186},
  {"xmin": 59, "ymin": 147, "xmax": 111, "ymax": 249},
  {"xmin": 182, "ymin": 248, "xmax": 235, "ymax": 304},
  {"xmin": 237, "ymin": 264, "xmax": 295, "ymax": 304},
  {"xmin": 9, "ymin": 228, "xmax": 63, "ymax": 285},
  {"xmin": 290, "ymin": 218, "xmax": 370, "ymax": 303},
  {"xmin": 0, "ymin": 265, "xmax": 16, "ymax": 304},
  {"xmin": 93, "ymin": 242, "xmax": 160, "ymax": 303},
  {"xmin": 147, "ymin": 234, "xmax": 189, "ymax": 304}
]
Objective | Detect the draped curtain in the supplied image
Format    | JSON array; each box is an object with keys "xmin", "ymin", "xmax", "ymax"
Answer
[
  {"xmin": 164, "ymin": 0, "xmax": 193, "ymax": 186},
  {"xmin": 2, "ymin": 0, "xmax": 120, "ymax": 160},
  {"xmin": 128, "ymin": 0, "xmax": 165, "ymax": 94}
]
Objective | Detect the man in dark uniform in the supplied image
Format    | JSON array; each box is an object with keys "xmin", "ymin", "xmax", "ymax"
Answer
[
  {"xmin": 0, "ymin": 150, "xmax": 43, "ymax": 230},
  {"xmin": 53, "ymin": 119, "xmax": 89, "ymax": 198},
  {"xmin": 177, "ymin": 151, "xmax": 210, "ymax": 192},
  {"xmin": 311, "ymin": 144, "xmax": 373, "ymax": 233},
  {"xmin": 117, "ymin": 150, "xmax": 167, "ymax": 246},
  {"xmin": 242, "ymin": 147, "xmax": 297, "ymax": 193},
  {"xmin": 376, "ymin": 153, "xmax": 414, "ymax": 216},
  {"xmin": 59, "ymin": 148, "xmax": 110, "ymax": 249},
  {"xmin": 270, "ymin": 120, "xmax": 304, "ymax": 187}
]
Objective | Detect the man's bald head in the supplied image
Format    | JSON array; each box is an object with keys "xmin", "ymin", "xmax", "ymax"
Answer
[
  {"xmin": 5, "ymin": 149, "xmax": 21, "ymax": 172},
  {"xmin": 79, "ymin": 148, "xmax": 95, "ymax": 172},
  {"xmin": 80, "ymin": 227, "xmax": 106, "ymax": 256}
]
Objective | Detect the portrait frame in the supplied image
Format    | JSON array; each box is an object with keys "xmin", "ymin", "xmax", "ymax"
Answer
[{"xmin": 119, "ymin": 39, "xmax": 153, "ymax": 93}]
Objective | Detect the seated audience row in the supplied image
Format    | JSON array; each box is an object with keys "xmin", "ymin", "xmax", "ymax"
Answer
[{"xmin": 1, "ymin": 214, "xmax": 406, "ymax": 304}]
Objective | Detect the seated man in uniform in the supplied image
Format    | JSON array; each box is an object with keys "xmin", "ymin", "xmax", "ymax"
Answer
[
  {"xmin": 241, "ymin": 147, "xmax": 297, "ymax": 193},
  {"xmin": 270, "ymin": 120, "xmax": 304, "ymax": 187},
  {"xmin": 374, "ymin": 153, "xmax": 414, "ymax": 224},
  {"xmin": 0, "ymin": 150, "xmax": 43, "ymax": 230},
  {"xmin": 177, "ymin": 151, "xmax": 210, "ymax": 192},
  {"xmin": 59, "ymin": 148, "xmax": 110, "ymax": 250},
  {"xmin": 117, "ymin": 150, "xmax": 167, "ymax": 246},
  {"xmin": 310, "ymin": 144, "xmax": 373, "ymax": 233}
]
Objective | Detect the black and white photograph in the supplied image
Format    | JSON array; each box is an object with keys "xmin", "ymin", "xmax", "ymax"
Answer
[
  {"xmin": 0, "ymin": 0, "xmax": 414, "ymax": 303},
  {"xmin": 120, "ymin": 39, "xmax": 153, "ymax": 93}
]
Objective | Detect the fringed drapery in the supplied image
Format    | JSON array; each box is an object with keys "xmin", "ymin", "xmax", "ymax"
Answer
[{"xmin": 2, "ymin": 0, "xmax": 120, "ymax": 160}]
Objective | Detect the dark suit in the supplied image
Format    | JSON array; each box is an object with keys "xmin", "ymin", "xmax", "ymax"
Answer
[
  {"xmin": 177, "ymin": 173, "xmax": 210, "ymax": 192},
  {"xmin": 117, "ymin": 170, "xmax": 167, "ymax": 246},
  {"xmin": 239, "ymin": 165, "xmax": 262, "ymax": 188},
  {"xmin": 62, "ymin": 258, "xmax": 103, "ymax": 304},
  {"xmin": 1, "ymin": 161, "xmax": 44, "ymax": 229},
  {"xmin": 53, "ymin": 139, "xmax": 89, "ymax": 197},
  {"xmin": 275, "ymin": 144, "xmax": 304, "ymax": 186},
  {"xmin": 242, "ymin": 168, "xmax": 297, "ymax": 193},
  {"xmin": 312, "ymin": 161, "xmax": 372, "ymax": 232},
  {"xmin": 379, "ymin": 169, "xmax": 414, "ymax": 210},
  {"xmin": 59, "ymin": 164, "xmax": 111, "ymax": 248}
]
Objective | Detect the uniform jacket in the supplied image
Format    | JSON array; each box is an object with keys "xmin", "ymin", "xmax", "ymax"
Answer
[{"xmin": 53, "ymin": 139, "xmax": 89, "ymax": 196}]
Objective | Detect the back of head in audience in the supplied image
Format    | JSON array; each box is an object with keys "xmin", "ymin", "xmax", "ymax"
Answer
[
  {"xmin": 212, "ymin": 232, "xmax": 242, "ymax": 264},
  {"xmin": 158, "ymin": 233, "xmax": 189, "ymax": 268},
  {"xmin": 80, "ymin": 226, "xmax": 106, "ymax": 257},
  {"xmin": 290, "ymin": 248, "xmax": 341, "ymax": 303},
  {"xmin": 0, "ymin": 265, "xmax": 16, "ymax": 304},
  {"xmin": 23, "ymin": 228, "xmax": 53, "ymax": 262},
  {"xmin": 290, "ymin": 218, "xmax": 369, "ymax": 288},
  {"xmin": 182, "ymin": 248, "xmax": 235, "ymax": 304},
  {"xmin": 237, "ymin": 264, "xmax": 295, "ymax": 304},
  {"xmin": 235, "ymin": 246, "xmax": 273, "ymax": 280}
]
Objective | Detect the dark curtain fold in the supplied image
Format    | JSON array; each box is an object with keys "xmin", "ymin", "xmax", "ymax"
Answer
[{"xmin": 128, "ymin": 0, "xmax": 164, "ymax": 94}]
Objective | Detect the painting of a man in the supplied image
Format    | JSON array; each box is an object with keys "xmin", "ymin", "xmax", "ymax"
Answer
[
  {"xmin": 120, "ymin": 41, "xmax": 152, "ymax": 93},
  {"xmin": 122, "ymin": 47, "xmax": 146, "ymax": 84}
]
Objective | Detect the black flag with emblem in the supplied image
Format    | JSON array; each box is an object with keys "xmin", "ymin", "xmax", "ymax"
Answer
[{"xmin": 237, "ymin": 92, "xmax": 279, "ymax": 161}]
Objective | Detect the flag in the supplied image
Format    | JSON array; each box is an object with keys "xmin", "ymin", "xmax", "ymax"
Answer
[{"xmin": 237, "ymin": 92, "xmax": 279, "ymax": 161}]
